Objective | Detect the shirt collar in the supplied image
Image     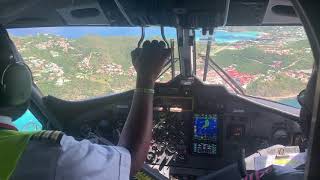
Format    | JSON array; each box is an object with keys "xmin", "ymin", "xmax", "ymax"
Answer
[{"xmin": 0, "ymin": 116, "xmax": 17, "ymax": 131}]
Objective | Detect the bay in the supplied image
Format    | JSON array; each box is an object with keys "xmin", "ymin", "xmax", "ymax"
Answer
[{"xmin": 278, "ymin": 98, "xmax": 301, "ymax": 109}]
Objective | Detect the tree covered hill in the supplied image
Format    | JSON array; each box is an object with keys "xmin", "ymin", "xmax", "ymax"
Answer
[
  {"xmin": 211, "ymin": 39, "xmax": 313, "ymax": 97},
  {"xmin": 11, "ymin": 31, "xmax": 313, "ymax": 100},
  {"xmin": 13, "ymin": 34, "xmax": 139, "ymax": 99}
]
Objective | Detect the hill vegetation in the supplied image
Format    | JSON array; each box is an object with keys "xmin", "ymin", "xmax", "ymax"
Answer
[
  {"xmin": 13, "ymin": 34, "xmax": 139, "ymax": 99},
  {"xmin": 11, "ymin": 26, "xmax": 313, "ymax": 101}
]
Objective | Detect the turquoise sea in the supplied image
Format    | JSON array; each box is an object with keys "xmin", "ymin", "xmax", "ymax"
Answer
[{"xmin": 278, "ymin": 98, "xmax": 301, "ymax": 109}]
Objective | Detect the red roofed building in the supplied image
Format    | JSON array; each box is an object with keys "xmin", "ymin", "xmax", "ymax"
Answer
[{"xmin": 224, "ymin": 66, "xmax": 255, "ymax": 87}]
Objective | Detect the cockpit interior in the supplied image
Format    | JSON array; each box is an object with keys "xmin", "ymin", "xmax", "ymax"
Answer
[
  {"xmin": 44, "ymin": 75, "xmax": 303, "ymax": 176},
  {"xmin": 1, "ymin": 0, "xmax": 320, "ymax": 179}
]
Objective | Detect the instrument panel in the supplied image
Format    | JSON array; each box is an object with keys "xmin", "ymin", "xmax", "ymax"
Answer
[
  {"xmin": 146, "ymin": 93, "xmax": 225, "ymax": 170},
  {"xmin": 143, "ymin": 78, "xmax": 302, "ymax": 171},
  {"xmin": 74, "ymin": 77, "xmax": 302, "ymax": 172},
  {"xmin": 44, "ymin": 75, "xmax": 303, "ymax": 175}
]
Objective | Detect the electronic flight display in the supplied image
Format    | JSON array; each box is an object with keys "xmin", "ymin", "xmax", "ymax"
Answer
[{"xmin": 192, "ymin": 114, "xmax": 218, "ymax": 155}]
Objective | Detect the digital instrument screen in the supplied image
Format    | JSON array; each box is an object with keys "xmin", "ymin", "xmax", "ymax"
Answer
[{"xmin": 193, "ymin": 114, "xmax": 218, "ymax": 155}]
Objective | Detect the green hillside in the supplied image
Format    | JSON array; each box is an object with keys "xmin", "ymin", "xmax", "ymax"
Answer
[
  {"xmin": 13, "ymin": 35, "xmax": 139, "ymax": 100},
  {"xmin": 246, "ymin": 74, "xmax": 304, "ymax": 97},
  {"xmin": 197, "ymin": 38, "xmax": 313, "ymax": 98},
  {"xmin": 12, "ymin": 28, "xmax": 313, "ymax": 100}
]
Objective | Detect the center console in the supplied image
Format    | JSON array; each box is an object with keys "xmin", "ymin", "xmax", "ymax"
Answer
[{"xmin": 146, "ymin": 86, "xmax": 226, "ymax": 172}]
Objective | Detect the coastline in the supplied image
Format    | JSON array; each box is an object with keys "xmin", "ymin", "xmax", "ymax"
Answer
[
  {"xmin": 254, "ymin": 94, "xmax": 301, "ymax": 108},
  {"xmin": 256, "ymin": 94, "xmax": 297, "ymax": 101}
]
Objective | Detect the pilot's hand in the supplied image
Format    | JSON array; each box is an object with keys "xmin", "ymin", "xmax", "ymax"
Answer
[{"xmin": 131, "ymin": 40, "xmax": 171, "ymax": 88}]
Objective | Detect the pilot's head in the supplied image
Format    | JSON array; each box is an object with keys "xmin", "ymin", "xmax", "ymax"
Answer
[{"xmin": 0, "ymin": 26, "xmax": 32, "ymax": 120}]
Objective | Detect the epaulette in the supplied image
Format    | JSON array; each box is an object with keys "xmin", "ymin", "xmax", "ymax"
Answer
[{"xmin": 31, "ymin": 130, "xmax": 64, "ymax": 144}]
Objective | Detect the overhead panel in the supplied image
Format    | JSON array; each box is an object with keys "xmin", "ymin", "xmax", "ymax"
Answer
[
  {"xmin": 57, "ymin": 1, "xmax": 110, "ymax": 25},
  {"xmin": 262, "ymin": 0, "xmax": 301, "ymax": 25},
  {"xmin": 100, "ymin": 0, "xmax": 229, "ymax": 28}
]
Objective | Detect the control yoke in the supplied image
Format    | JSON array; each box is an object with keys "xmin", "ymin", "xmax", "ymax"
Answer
[
  {"xmin": 137, "ymin": 26, "xmax": 145, "ymax": 48},
  {"xmin": 137, "ymin": 26, "xmax": 170, "ymax": 48}
]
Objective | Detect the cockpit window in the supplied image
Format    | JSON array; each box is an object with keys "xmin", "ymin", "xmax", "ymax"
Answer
[
  {"xmin": 9, "ymin": 26, "xmax": 312, "ymax": 107},
  {"xmin": 196, "ymin": 26, "xmax": 313, "ymax": 108},
  {"xmin": 9, "ymin": 27, "xmax": 176, "ymax": 100}
]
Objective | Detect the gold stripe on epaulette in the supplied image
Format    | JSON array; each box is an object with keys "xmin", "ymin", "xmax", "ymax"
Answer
[
  {"xmin": 51, "ymin": 131, "xmax": 61, "ymax": 141},
  {"xmin": 31, "ymin": 130, "xmax": 64, "ymax": 144},
  {"xmin": 43, "ymin": 131, "xmax": 52, "ymax": 138},
  {"xmin": 39, "ymin": 131, "xmax": 46, "ymax": 139},
  {"xmin": 32, "ymin": 131, "xmax": 41, "ymax": 139},
  {"xmin": 32, "ymin": 130, "xmax": 45, "ymax": 139}
]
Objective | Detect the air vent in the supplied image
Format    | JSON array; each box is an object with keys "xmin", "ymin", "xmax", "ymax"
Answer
[
  {"xmin": 71, "ymin": 8, "xmax": 100, "ymax": 18},
  {"xmin": 271, "ymin": 5, "xmax": 296, "ymax": 17}
]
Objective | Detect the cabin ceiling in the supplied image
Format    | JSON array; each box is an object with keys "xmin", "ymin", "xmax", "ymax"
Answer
[{"xmin": 0, "ymin": 0, "xmax": 301, "ymax": 29}]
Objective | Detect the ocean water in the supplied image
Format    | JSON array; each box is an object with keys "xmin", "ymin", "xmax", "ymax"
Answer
[
  {"xmin": 214, "ymin": 31, "xmax": 260, "ymax": 43},
  {"xmin": 278, "ymin": 98, "xmax": 301, "ymax": 109}
]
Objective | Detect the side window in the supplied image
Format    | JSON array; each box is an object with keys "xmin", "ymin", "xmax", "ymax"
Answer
[{"xmin": 13, "ymin": 110, "xmax": 43, "ymax": 132}]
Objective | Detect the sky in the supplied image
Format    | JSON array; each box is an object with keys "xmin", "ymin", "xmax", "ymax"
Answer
[
  {"xmin": 7, "ymin": 26, "xmax": 260, "ymax": 43},
  {"xmin": 8, "ymin": 26, "xmax": 177, "ymax": 39}
]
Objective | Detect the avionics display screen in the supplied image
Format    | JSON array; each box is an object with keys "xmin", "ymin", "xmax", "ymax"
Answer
[{"xmin": 193, "ymin": 114, "xmax": 218, "ymax": 155}]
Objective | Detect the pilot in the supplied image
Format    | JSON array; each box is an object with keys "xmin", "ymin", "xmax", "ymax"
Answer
[
  {"xmin": 0, "ymin": 26, "xmax": 170, "ymax": 180},
  {"xmin": 252, "ymin": 69, "xmax": 317, "ymax": 180},
  {"xmin": 255, "ymin": 70, "xmax": 317, "ymax": 179}
]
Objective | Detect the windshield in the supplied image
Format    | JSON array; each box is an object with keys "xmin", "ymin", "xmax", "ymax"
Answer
[
  {"xmin": 9, "ymin": 26, "xmax": 312, "ymax": 108},
  {"xmin": 196, "ymin": 26, "xmax": 313, "ymax": 108},
  {"xmin": 9, "ymin": 27, "xmax": 178, "ymax": 100}
]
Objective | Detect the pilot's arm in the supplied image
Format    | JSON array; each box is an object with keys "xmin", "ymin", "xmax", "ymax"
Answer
[
  {"xmin": 54, "ymin": 41, "xmax": 170, "ymax": 180},
  {"xmin": 118, "ymin": 40, "xmax": 170, "ymax": 175},
  {"xmin": 0, "ymin": 37, "xmax": 169, "ymax": 180}
]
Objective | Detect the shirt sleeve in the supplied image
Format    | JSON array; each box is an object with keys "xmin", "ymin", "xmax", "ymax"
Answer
[{"xmin": 55, "ymin": 135, "xmax": 131, "ymax": 180}]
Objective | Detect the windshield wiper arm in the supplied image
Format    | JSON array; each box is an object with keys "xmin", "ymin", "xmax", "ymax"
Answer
[
  {"xmin": 201, "ymin": 35, "xmax": 245, "ymax": 95},
  {"xmin": 208, "ymin": 57, "xmax": 245, "ymax": 95},
  {"xmin": 205, "ymin": 61, "xmax": 242, "ymax": 94},
  {"xmin": 203, "ymin": 36, "xmax": 213, "ymax": 81},
  {"xmin": 157, "ymin": 58, "xmax": 179, "ymax": 80}
]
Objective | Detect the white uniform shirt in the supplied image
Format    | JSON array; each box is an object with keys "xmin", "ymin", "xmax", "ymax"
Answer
[
  {"xmin": 0, "ymin": 117, "xmax": 131, "ymax": 180},
  {"xmin": 56, "ymin": 135, "xmax": 131, "ymax": 180}
]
